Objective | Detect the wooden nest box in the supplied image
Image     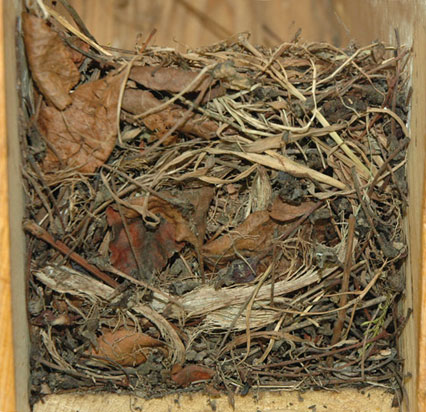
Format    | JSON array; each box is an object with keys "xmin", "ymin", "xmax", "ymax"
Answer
[{"xmin": 1, "ymin": 1, "xmax": 425, "ymax": 411}]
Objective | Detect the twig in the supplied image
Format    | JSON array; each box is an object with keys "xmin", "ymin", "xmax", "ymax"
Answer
[
  {"xmin": 254, "ymin": 328, "xmax": 389, "ymax": 370},
  {"xmin": 328, "ymin": 215, "xmax": 356, "ymax": 365},
  {"xmin": 352, "ymin": 168, "xmax": 398, "ymax": 259},
  {"xmin": 56, "ymin": 0, "xmax": 97, "ymax": 42},
  {"xmin": 43, "ymin": 3, "xmax": 113, "ymax": 56},
  {"xmin": 23, "ymin": 220, "xmax": 119, "ymax": 288}
]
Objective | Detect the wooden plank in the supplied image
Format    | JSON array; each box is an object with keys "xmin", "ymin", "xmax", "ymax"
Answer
[
  {"xmin": 2, "ymin": 1, "xmax": 28, "ymax": 411},
  {"xmin": 34, "ymin": 388, "xmax": 398, "ymax": 412},
  {"xmin": 415, "ymin": 3, "xmax": 426, "ymax": 409},
  {"xmin": 66, "ymin": 0, "xmax": 343, "ymax": 49},
  {"xmin": 0, "ymin": 0, "xmax": 16, "ymax": 410},
  {"xmin": 421, "ymin": 166, "xmax": 426, "ymax": 410}
]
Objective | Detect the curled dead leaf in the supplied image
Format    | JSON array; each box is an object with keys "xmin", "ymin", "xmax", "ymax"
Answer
[
  {"xmin": 269, "ymin": 198, "xmax": 316, "ymax": 222},
  {"xmin": 22, "ymin": 13, "xmax": 80, "ymax": 110},
  {"xmin": 129, "ymin": 66, "xmax": 211, "ymax": 93},
  {"xmin": 122, "ymin": 89, "xmax": 218, "ymax": 140},
  {"xmin": 38, "ymin": 72, "xmax": 124, "ymax": 173},
  {"xmin": 171, "ymin": 364, "xmax": 215, "ymax": 387},
  {"xmin": 114, "ymin": 195, "xmax": 200, "ymax": 247},
  {"xmin": 88, "ymin": 327, "xmax": 165, "ymax": 367},
  {"xmin": 202, "ymin": 211, "xmax": 275, "ymax": 259},
  {"xmin": 107, "ymin": 207, "xmax": 185, "ymax": 279},
  {"xmin": 107, "ymin": 190, "xmax": 213, "ymax": 279}
]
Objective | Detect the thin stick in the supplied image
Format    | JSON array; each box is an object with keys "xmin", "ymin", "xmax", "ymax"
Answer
[
  {"xmin": 56, "ymin": 0, "xmax": 97, "ymax": 42},
  {"xmin": 352, "ymin": 168, "xmax": 398, "ymax": 258},
  {"xmin": 23, "ymin": 220, "xmax": 119, "ymax": 288},
  {"xmin": 327, "ymin": 215, "xmax": 356, "ymax": 366},
  {"xmin": 367, "ymin": 138, "xmax": 409, "ymax": 198},
  {"xmin": 43, "ymin": 3, "xmax": 113, "ymax": 57},
  {"xmin": 255, "ymin": 329, "xmax": 389, "ymax": 370}
]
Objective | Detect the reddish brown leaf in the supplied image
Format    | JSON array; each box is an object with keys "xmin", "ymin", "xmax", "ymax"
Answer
[
  {"xmin": 122, "ymin": 89, "xmax": 218, "ymax": 140},
  {"xmin": 117, "ymin": 195, "xmax": 200, "ymax": 247},
  {"xmin": 269, "ymin": 198, "xmax": 316, "ymax": 222},
  {"xmin": 106, "ymin": 207, "xmax": 185, "ymax": 279},
  {"xmin": 68, "ymin": 37, "xmax": 91, "ymax": 67},
  {"xmin": 106, "ymin": 191, "xmax": 212, "ymax": 278},
  {"xmin": 22, "ymin": 13, "xmax": 80, "ymax": 110},
  {"xmin": 38, "ymin": 72, "xmax": 124, "ymax": 173},
  {"xmin": 171, "ymin": 364, "xmax": 215, "ymax": 387},
  {"xmin": 88, "ymin": 328, "xmax": 165, "ymax": 366},
  {"xmin": 202, "ymin": 211, "xmax": 276, "ymax": 258}
]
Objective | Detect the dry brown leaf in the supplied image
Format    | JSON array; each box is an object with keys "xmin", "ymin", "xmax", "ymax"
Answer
[
  {"xmin": 22, "ymin": 13, "xmax": 80, "ymax": 110},
  {"xmin": 171, "ymin": 364, "xmax": 215, "ymax": 387},
  {"xmin": 88, "ymin": 327, "xmax": 165, "ymax": 366},
  {"xmin": 67, "ymin": 37, "xmax": 91, "ymax": 67},
  {"xmin": 124, "ymin": 195, "xmax": 199, "ymax": 247},
  {"xmin": 38, "ymin": 72, "xmax": 124, "ymax": 173},
  {"xmin": 107, "ymin": 207, "xmax": 185, "ymax": 279},
  {"xmin": 129, "ymin": 66, "xmax": 211, "ymax": 93},
  {"xmin": 107, "ymin": 191, "xmax": 211, "ymax": 278},
  {"xmin": 269, "ymin": 198, "xmax": 316, "ymax": 222},
  {"xmin": 122, "ymin": 89, "xmax": 218, "ymax": 140},
  {"xmin": 202, "ymin": 211, "xmax": 275, "ymax": 258}
]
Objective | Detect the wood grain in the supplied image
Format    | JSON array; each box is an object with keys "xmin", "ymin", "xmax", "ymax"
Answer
[
  {"xmin": 416, "ymin": 3, "xmax": 426, "ymax": 407},
  {"xmin": 421, "ymin": 164, "xmax": 426, "ymax": 411},
  {"xmin": 0, "ymin": 1, "xmax": 16, "ymax": 411},
  {"xmin": 33, "ymin": 388, "xmax": 398, "ymax": 412},
  {"xmin": 2, "ymin": 1, "xmax": 424, "ymax": 411},
  {"xmin": 65, "ymin": 0, "xmax": 344, "ymax": 49}
]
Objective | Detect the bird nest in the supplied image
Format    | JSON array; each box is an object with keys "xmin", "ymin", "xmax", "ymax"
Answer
[{"xmin": 21, "ymin": 1, "xmax": 410, "ymax": 406}]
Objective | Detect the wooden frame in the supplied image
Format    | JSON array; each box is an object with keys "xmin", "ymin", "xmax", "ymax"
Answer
[
  {"xmin": 1, "ymin": 1, "xmax": 425, "ymax": 411},
  {"xmin": 0, "ymin": 2, "xmax": 16, "ymax": 409},
  {"xmin": 1, "ymin": 1, "xmax": 27, "ymax": 412}
]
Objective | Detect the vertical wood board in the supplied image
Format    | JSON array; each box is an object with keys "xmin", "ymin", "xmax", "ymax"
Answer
[
  {"xmin": 0, "ymin": 0, "xmax": 16, "ymax": 408},
  {"xmin": 1, "ymin": 1, "xmax": 28, "ymax": 411}
]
